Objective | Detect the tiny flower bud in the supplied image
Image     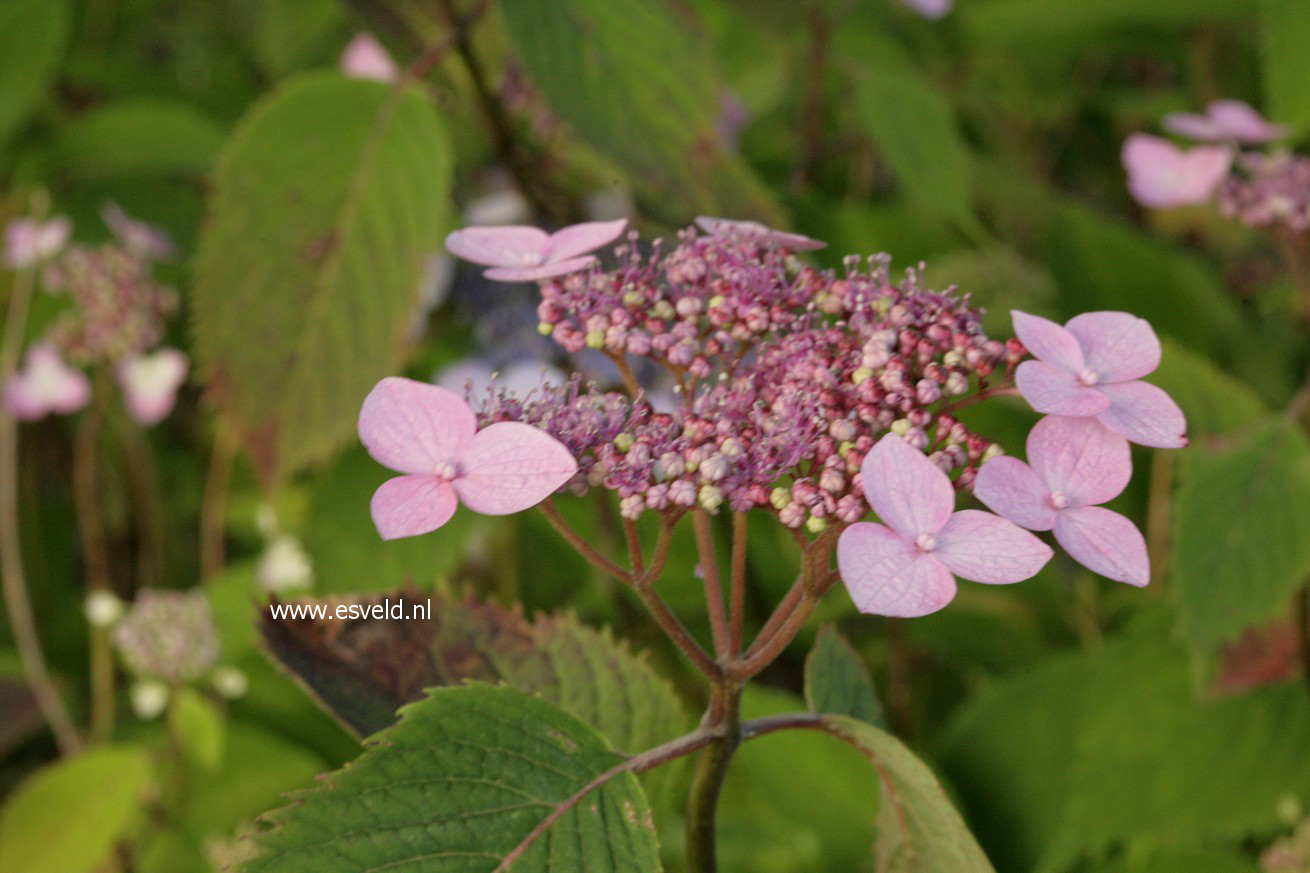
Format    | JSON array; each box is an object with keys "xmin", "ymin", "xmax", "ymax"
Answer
[
  {"xmin": 131, "ymin": 679, "xmax": 169, "ymax": 720},
  {"xmin": 614, "ymin": 432, "xmax": 635, "ymax": 452},
  {"xmin": 770, "ymin": 487, "xmax": 791, "ymax": 510},
  {"xmin": 698, "ymin": 484, "xmax": 724, "ymax": 512},
  {"xmin": 85, "ymin": 591, "xmax": 124, "ymax": 628},
  {"xmin": 805, "ymin": 515, "xmax": 828, "ymax": 534},
  {"xmin": 890, "ymin": 418, "xmax": 912, "ymax": 436},
  {"xmin": 981, "ymin": 443, "xmax": 1004, "ymax": 463}
]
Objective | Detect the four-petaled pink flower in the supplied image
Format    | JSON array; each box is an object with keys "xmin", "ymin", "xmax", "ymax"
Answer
[
  {"xmin": 117, "ymin": 347, "xmax": 188, "ymax": 426},
  {"xmin": 5, "ymin": 217, "xmax": 71, "ymax": 270},
  {"xmin": 1012, "ymin": 310, "xmax": 1187, "ymax": 448},
  {"xmin": 1163, "ymin": 100, "xmax": 1287, "ymax": 145},
  {"xmin": 837, "ymin": 434, "xmax": 1052, "ymax": 617},
  {"xmin": 1122, "ymin": 133, "xmax": 1231, "ymax": 208},
  {"xmin": 695, "ymin": 216, "xmax": 826, "ymax": 252},
  {"xmin": 4, "ymin": 343, "xmax": 91, "ymax": 421},
  {"xmin": 340, "ymin": 33, "xmax": 400, "ymax": 84},
  {"xmin": 974, "ymin": 415, "xmax": 1148, "ymax": 586},
  {"xmin": 358, "ymin": 377, "xmax": 578, "ymax": 540},
  {"xmin": 444, "ymin": 219, "xmax": 628, "ymax": 282}
]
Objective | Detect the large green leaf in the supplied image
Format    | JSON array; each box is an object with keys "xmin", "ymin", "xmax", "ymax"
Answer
[
  {"xmin": 50, "ymin": 99, "xmax": 225, "ymax": 179},
  {"xmin": 804, "ymin": 625, "xmax": 885, "ymax": 727},
  {"xmin": 0, "ymin": 746, "xmax": 153, "ymax": 873},
  {"xmin": 243, "ymin": 684, "xmax": 661, "ymax": 872},
  {"xmin": 1173, "ymin": 420, "xmax": 1310, "ymax": 651},
  {"xmin": 1261, "ymin": 0, "xmax": 1310, "ymax": 133},
  {"xmin": 500, "ymin": 0, "xmax": 779, "ymax": 224},
  {"xmin": 193, "ymin": 71, "xmax": 451, "ymax": 482},
  {"xmin": 942, "ymin": 636, "xmax": 1310, "ymax": 873},
  {"xmin": 0, "ymin": 0, "xmax": 68, "ymax": 150},
  {"xmin": 1151, "ymin": 340, "xmax": 1267, "ymax": 437},
  {"xmin": 964, "ymin": 0, "xmax": 1252, "ymax": 47}
]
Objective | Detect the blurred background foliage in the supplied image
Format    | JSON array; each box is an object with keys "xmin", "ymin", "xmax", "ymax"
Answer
[{"xmin": 3, "ymin": 0, "xmax": 1310, "ymax": 870}]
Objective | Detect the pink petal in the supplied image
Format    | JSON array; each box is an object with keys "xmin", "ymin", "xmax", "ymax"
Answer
[
  {"xmin": 1063, "ymin": 311, "xmax": 1161, "ymax": 382},
  {"xmin": 4, "ymin": 343, "xmax": 90, "ymax": 420},
  {"xmin": 483, "ymin": 255, "xmax": 597, "ymax": 282},
  {"xmin": 443, "ymin": 225, "xmax": 550, "ymax": 268},
  {"xmin": 858, "ymin": 433, "xmax": 955, "ymax": 539},
  {"xmin": 542, "ymin": 219, "xmax": 627, "ymax": 263},
  {"xmin": 836, "ymin": 523, "xmax": 957, "ymax": 617},
  {"xmin": 1162, "ymin": 112, "xmax": 1222, "ymax": 142},
  {"xmin": 1015, "ymin": 361, "xmax": 1112, "ymax": 417},
  {"xmin": 900, "ymin": 0, "xmax": 953, "ymax": 18},
  {"xmin": 370, "ymin": 475, "xmax": 458, "ymax": 540},
  {"xmin": 1026, "ymin": 415, "xmax": 1131, "ymax": 507},
  {"xmin": 358, "ymin": 377, "xmax": 475, "ymax": 475},
  {"xmin": 100, "ymin": 202, "xmax": 174, "ymax": 260},
  {"xmin": 117, "ymin": 348, "xmax": 188, "ymax": 426},
  {"xmin": 933, "ymin": 509, "xmax": 1053, "ymax": 584},
  {"xmin": 1122, "ymin": 134, "xmax": 1231, "ymax": 208},
  {"xmin": 1094, "ymin": 380, "xmax": 1187, "ymax": 448},
  {"xmin": 340, "ymin": 33, "xmax": 400, "ymax": 83},
  {"xmin": 1205, "ymin": 100, "xmax": 1286, "ymax": 144},
  {"xmin": 453, "ymin": 421, "xmax": 578, "ymax": 515},
  {"xmin": 694, "ymin": 216, "xmax": 827, "ymax": 252},
  {"xmin": 5, "ymin": 217, "xmax": 71, "ymax": 269},
  {"xmin": 1011, "ymin": 311, "xmax": 1084, "ymax": 372},
  {"xmin": 1053, "ymin": 505, "xmax": 1149, "ymax": 586},
  {"xmin": 973, "ymin": 456, "xmax": 1058, "ymax": 531}
]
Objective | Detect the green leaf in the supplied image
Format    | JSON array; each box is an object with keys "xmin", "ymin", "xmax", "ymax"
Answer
[
  {"xmin": 249, "ymin": 0, "xmax": 347, "ymax": 77},
  {"xmin": 804, "ymin": 625, "xmax": 885, "ymax": 726},
  {"xmin": 849, "ymin": 60, "xmax": 975, "ymax": 227},
  {"xmin": 1262, "ymin": 0, "xmax": 1310, "ymax": 133},
  {"xmin": 1088, "ymin": 847, "xmax": 1260, "ymax": 873},
  {"xmin": 50, "ymin": 99, "xmax": 226, "ymax": 179},
  {"xmin": 0, "ymin": 0, "xmax": 68, "ymax": 150},
  {"xmin": 0, "ymin": 746, "xmax": 152, "ymax": 873},
  {"xmin": 941, "ymin": 636, "xmax": 1310, "ymax": 873},
  {"xmin": 819, "ymin": 715, "xmax": 996, "ymax": 873},
  {"xmin": 243, "ymin": 684, "xmax": 661, "ymax": 872},
  {"xmin": 500, "ymin": 0, "xmax": 779, "ymax": 224},
  {"xmin": 1173, "ymin": 420, "xmax": 1310, "ymax": 651},
  {"xmin": 169, "ymin": 687, "xmax": 226, "ymax": 770},
  {"xmin": 964, "ymin": 0, "xmax": 1252, "ymax": 47},
  {"xmin": 260, "ymin": 591, "xmax": 689, "ymax": 751},
  {"xmin": 193, "ymin": 72, "xmax": 451, "ymax": 482},
  {"xmin": 1151, "ymin": 340, "xmax": 1267, "ymax": 437}
]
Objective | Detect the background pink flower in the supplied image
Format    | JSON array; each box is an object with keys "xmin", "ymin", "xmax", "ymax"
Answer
[
  {"xmin": 4, "ymin": 217, "xmax": 71, "ymax": 269},
  {"xmin": 1163, "ymin": 100, "xmax": 1286, "ymax": 144},
  {"xmin": 837, "ymin": 434, "xmax": 1052, "ymax": 617},
  {"xmin": 974, "ymin": 415, "xmax": 1148, "ymax": 586},
  {"xmin": 1012, "ymin": 310, "xmax": 1187, "ymax": 448},
  {"xmin": 117, "ymin": 347, "xmax": 188, "ymax": 426},
  {"xmin": 1122, "ymin": 133, "xmax": 1231, "ymax": 208},
  {"xmin": 340, "ymin": 33, "xmax": 400, "ymax": 84},
  {"xmin": 4, "ymin": 342, "xmax": 91, "ymax": 420},
  {"xmin": 444, "ymin": 219, "xmax": 627, "ymax": 282}
]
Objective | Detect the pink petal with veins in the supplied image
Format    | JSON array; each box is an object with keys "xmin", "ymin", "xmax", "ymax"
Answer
[
  {"xmin": 1064, "ymin": 311, "xmax": 1161, "ymax": 383},
  {"xmin": 933, "ymin": 509, "xmax": 1053, "ymax": 584},
  {"xmin": 837, "ymin": 522, "xmax": 957, "ymax": 617},
  {"xmin": 1053, "ymin": 505, "xmax": 1149, "ymax": 586},
  {"xmin": 483, "ymin": 255, "xmax": 598, "ymax": 282},
  {"xmin": 444, "ymin": 225, "xmax": 550, "ymax": 268},
  {"xmin": 1015, "ymin": 361, "xmax": 1112, "ymax": 416},
  {"xmin": 1026, "ymin": 415, "xmax": 1131, "ymax": 506},
  {"xmin": 973, "ymin": 456, "xmax": 1058, "ymax": 531},
  {"xmin": 542, "ymin": 219, "xmax": 628, "ymax": 262},
  {"xmin": 358, "ymin": 377, "xmax": 475, "ymax": 474},
  {"xmin": 453, "ymin": 421, "xmax": 578, "ymax": 515},
  {"xmin": 1095, "ymin": 381, "xmax": 1188, "ymax": 448},
  {"xmin": 858, "ymin": 433, "xmax": 955, "ymax": 538},
  {"xmin": 1011, "ymin": 311, "xmax": 1085, "ymax": 373},
  {"xmin": 370, "ymin": 475, "xmax": 458, "ymax": 540}
]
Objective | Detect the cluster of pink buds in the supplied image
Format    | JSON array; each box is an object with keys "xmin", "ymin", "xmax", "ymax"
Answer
[{"xmin": 361, "ymin": 217, "xmax": 1186, "ymax": 618}]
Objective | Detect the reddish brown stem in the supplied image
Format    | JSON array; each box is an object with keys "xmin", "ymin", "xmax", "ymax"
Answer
[
  {"xmin": 729, "ymin": 512, "xmax": 747, "ymax": 655},
  {"xmin": 693, "ymin": 510, "xmax": 729, "ymax": 658}
]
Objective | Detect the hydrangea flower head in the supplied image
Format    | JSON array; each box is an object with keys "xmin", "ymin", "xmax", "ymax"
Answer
[
  {"xmin": 444, "ymin": 219, "xmax": 628, "ymax": 282},
  {"xmin": 974, "ymin": 416, "xmax": 1148, "ymax": 585},
  {"xmin": 836, "ymin": 434, "xmax": 1052, "ymax": 617},
  {"xmin": 116, "ymin": 347, "xmax": 188, "ymax": 426},
  {"xmin": 4, "ymin": 216, "xmax": 71, "ymax": 269},
  {"xmin": 1163, "ymin": 100, "xmax": 1286, "ymax": 145},
  {"xmin": 1122, "ymin": 133, "xmax": 1231, "ymax": 208},
  {"xmin": 358, "ymin": 377, "xmax": 578, "ymax": 539},
  {"xmin": 1012, "ymin": 310, "xmax": 1186, "ymax": 448},
  {"xmin": 112, "ymin": 589, "xmax": 220, "ymax": 683},
  {"xmin": 4, "ymin": 342, "xmax": 91, "ymax": 421}
]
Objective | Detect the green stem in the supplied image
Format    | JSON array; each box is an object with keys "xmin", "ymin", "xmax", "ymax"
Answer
[{"xmin": 685, "ymin": 681, "xmax": 743, "ymax": 873}]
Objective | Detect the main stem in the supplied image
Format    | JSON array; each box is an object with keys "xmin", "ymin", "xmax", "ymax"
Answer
[{"xmin": 685, "ymin": 680, "xmax": 743, "ymax": 873}]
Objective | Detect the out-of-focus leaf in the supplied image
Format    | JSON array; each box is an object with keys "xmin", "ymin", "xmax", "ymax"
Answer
[
  {"xmin": 1089, "ymin": 847, "xmax": 1260, "ymax": 873},
  {"xmin": 921, "ymin": 245, "xmax": 1058, "ymax": 337},
  {"xmin": 169, "ymin": 687, "xmax": 226, "ymax": 770},
  {"xmin": 243, "ymin": 684, "xmax": 661, "ymax": 872},
  {"xmin": 1151, "ymin": 340, "xmax": 1267, "ymax": 437},
  {"xmin": 0, "ymin": 675, "xmax": 42, "ymax": 758},
  {"xmin": 1261, "ymin": 0, "xmax": 1310, "ymax": 133},
  {"xmin": 1172, "ymin": 419, "xmax": 1310, "ymax": 652},
  {"xmin": 193, "ymin": 72, "xmax": 450, "ymax": 483},
  {"xmin": 50, "ymin": 99, "xmax": 225, "ymax": 179},
  {"xmin": 942, "ymin": 637, "xmax": 1310, "ymax": 873},
  {"xmin": 0, "ymin": 0, "xmax": 68, "ymax": 149},
  {"xmin": 805, "ymin": 625, "xmax": 885, "ymax": 726},
  {"xmin": 248, "ymin": 0, "xmax": 347, "ymax": 77},
  {"xmin": 260, "ymin": 590, "xmax": 689, "ymax": 752},
  {"xmin": 500, "ymin": 0, "xmax": 781, "ymax": 224},
  {"xmin": 0, "ymin": 746, "xmax": 152, "ymax": 873},
  {"xmin": 849, "ymin": 59, "xmax": 975, "ymax": 227},
  {"xmin": 964, "ymin": 0, "xmax": 1251, "ymax": 47}
]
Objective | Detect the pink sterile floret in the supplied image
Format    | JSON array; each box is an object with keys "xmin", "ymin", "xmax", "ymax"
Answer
[
  {"xmin": 1163, "ymin": 100, "xmax": 1287, "ymax": 145},
  {"xmin": 358, "ymin": 377, "xmax": 578, "ymax": 540},
  {"xmin": 694, "ymin": 216, "xmax": 826, "ymax": 252},
  {"xmin": 444, "ymin": 219, "xmax": 628, "ymax": 282},
  {"xmin": 836, "ymin": 434, "xmax": 1052, "ymax": 618},
  {"xmin": 1012, "ymin": 310, "xmax": 1187, "ymax": 448},
  {"xmin": 974, "ymin": 415, "xmax": 1148, "ymax": 586},
  {"xmin": 1121, "ymin": 133, "xmax": 1231, "ymax": 209},
  {"xmin": 5, "ymin": 216, "xmax": 71, "ymax": 270},
  {"xmin": 116, "ymin": 347, "xmax": 188, "ymax": 426},
  {"xmin": 4, "ymin": 342, "xmax": 91, "ymax": 421}
]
